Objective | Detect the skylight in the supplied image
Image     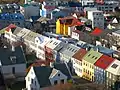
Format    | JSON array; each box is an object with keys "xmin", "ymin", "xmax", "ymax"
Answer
[{"xmin": 111, "ymin": 64, "xmax": 118, "ymax": 69}]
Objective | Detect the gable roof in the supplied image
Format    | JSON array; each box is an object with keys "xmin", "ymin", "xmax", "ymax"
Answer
[
  {"xmin": 83, "ymin": 49, "xmax": 103, "ymax": 64},
  {"xmin": 54, "ymin": 63, "xmax": 71, "ymax": 80},
  {"xmin": 0, "ymin": 46, "xmax": 26, "ymax": 66},
  {"xmin": 72, "ymin": 49, "xmax": 87, "ymax": 61},
  {"xmin": 12, "ymin": 26, "xmax": 23, "ymax": 35},
  {"xmin": 94, "ymin": 55, "xmax": 115, "ymax": 69},
  {"xmin": 33, "ymin": 66, "xmax": 52, "ymax": 88},
  {"xmin": 24, "ymin": 31, "xmax": 40, "ymax": 42},
  {"xmin": 59, "ymin": 44, "xmax": 80, "ymax": 57},
  {"xmin": 16, "ymin": 28, "xmax": 31, "ymax": 38},
  {"xmin": 106, "ymin": 59, "xmax": 120, "ymax": 75},
  {"xmin": 45, "ymin": 38, "xmax": 62, "ymax": 50}
]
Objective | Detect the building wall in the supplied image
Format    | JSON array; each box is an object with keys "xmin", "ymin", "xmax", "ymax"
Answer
[
  {"xmin": 94, "ymin": 66, "xmax": 106, "ymax": 84},
  {"xmin": 1, "ymin": 64, "xmax": 26, "ymax": 78},
  {"xmin": 81, "ymin": 0, "xmax": 94, "ymax": 6},
  {"xmin": 82, "ymin": 60, "xmax": 94, "ymax": 81},
  {"xmin": 56, "ymin": 20, "xmax": 61, "ymax": 34},
  {"xmin": 72, "ymin": 58, "xmax": 82, "ymax": 77},
  {"xmin": 106, "ymin": 71, "xmax": 120, "ymax": 89},
  {"xmin": 71, "ymin": 32, "xmax": 80, "ymax": 40},
  {"xmin": 49, "ymin": 71, "xmax": 67, "ymax": 85},
  {"xmin": 25, "ymin": 67, "xmax": 40, "ymax": 90}
]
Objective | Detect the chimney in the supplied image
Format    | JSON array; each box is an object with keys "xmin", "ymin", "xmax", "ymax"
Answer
[
  {"xmin": 50, "ymin": 62, "xmax": 54, "ymax": 68},
  {"xmin": 12, "ymin": 45, "xmax": 15, "ymax": 52}
]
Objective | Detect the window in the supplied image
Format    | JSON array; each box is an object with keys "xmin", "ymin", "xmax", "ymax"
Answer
[
  {"xmin": 61, "ymin": 79, "xmax": 64, "ymax": 84},
  {"xmin": 111, "ymin": 64, "xmax": 118, "ymax": 69},
  {"xmin": 35, "ymin": 81, "xmax": 36, "ymax": 86},
  {"xmin": 31, "ymin": 79, "xmax": 33, "ymax": 84},
  {"xmin": 28, "ymin": 77, "xmax": 30, "ymax": 81},
  {"xmin": 58, "ymin": 74, "xmax": 60, "ymax": 76},
  {"xmin": 54, "ymin": 80, "xmax": 57, "ymax": 85},
  {"xmin": 88, "ymin": 54, "xmax": 91, "ymax": 57},
  {"xmin": 12, "ymin": 67, "xmax": 15, "ymax": 74},
  {"xmin": 92, "ymin": 56, "xmax": 95, "ymax": 58}
]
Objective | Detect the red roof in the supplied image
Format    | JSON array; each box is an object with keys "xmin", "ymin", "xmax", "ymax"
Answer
[
  {"xmin": 94, "ymin": 55, "xmax": 115, "ymax": 69},
  {"xmin": 6, "ymin": 24, "xmax": 16, "ymax": 32},
  {"xmin": 72, "ymin": 49, "xmax": 87, "ymax": 61},
  {"xmin": 44, "ymin": 6, "xmax": 56, "ymax": 10},
  {"xmin": 90, "ymin": 27, "xmax": 103, "ymax": 36}
]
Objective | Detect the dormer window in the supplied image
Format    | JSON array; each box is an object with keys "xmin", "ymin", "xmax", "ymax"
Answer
[{"xmin": 10, "ymin": 56, "xmax": 16, "ymax": 64}]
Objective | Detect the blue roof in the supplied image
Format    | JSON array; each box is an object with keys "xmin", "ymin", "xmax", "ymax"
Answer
[
  {"xmin": 38, "ymin": 36, "xmax": 44, "ymax": 44},
  {"xmin": 94, "ymin": 45, "xmax": 115, "ymax": 55},
  {"xmin": 31, "ymin": 16, "xmax": 40, "ymax": 22},
  {"xmin": 0, "ymin": 13, "xmax": 24, "ymax": 20},
  {"xmin": 68, "ymin": 1, "xmax": 82, "ymax": 7}
]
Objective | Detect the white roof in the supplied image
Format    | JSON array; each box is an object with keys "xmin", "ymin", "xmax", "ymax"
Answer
[
  {"xmin": 45, "ymin": 38, "xmax": 62, "ymax": 50},
  {"xmin": 16, "ymin": 28, "xmax": 31, "ymax": 38},
  {"xmin": 106, "ymin": 59, "xmax": 120, "ymax": 75}
]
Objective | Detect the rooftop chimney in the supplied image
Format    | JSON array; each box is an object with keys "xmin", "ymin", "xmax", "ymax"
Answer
[{"xmin": 12, "ymin": 45, "xmax": 15, "ymax": 52}]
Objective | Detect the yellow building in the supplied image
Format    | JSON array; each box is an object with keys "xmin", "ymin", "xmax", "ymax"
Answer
[
  {"xmin": 82, "ymin": 49, "xmax": 103, "ymax": 81},
  {"xmin": 56, "ymin": 17, "xmax": 82, "ymax": 36}
]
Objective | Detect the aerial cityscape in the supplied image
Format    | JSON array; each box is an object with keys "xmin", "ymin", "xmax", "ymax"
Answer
[{"xmin": 0, "ymin": 0, "xmax": 120, "ymax": 90}]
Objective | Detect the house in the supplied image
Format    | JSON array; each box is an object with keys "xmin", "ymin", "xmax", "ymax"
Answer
[
  {"xmin": 0, "ymin": 4, "xmax": 20, "ymax": 13},
  {"xmin": 23, "ymin": 2, "xmax": 40, "ymax": 19},
  {"xmin": 87, "ymin": 10, "xmax": 104, "ymax": 29},
  {"xmin": 106, "ymin": 59, "xmax": 120, "ymax": 89},
  {"xmin": 35, "ymin": 35, "xmax": 50, "ymax": 60},
  {"xmin": 56, "ymin": 16, "xmax": 83, "ymax": 36},
  {"xmin": 95, "ymin": 2, "xmax": 118, "ymax": 13},
  {"xmin": 112, "ymin": 30, "xmax": 120, "ymax": 46},
  {"xmin": 72, "ymin": 49, "xmax": 87, "ymax": 77},
  {"xmin": 0, "ymin": 13, "xmax": 25, "ymax": 28},
  {"xmin": 80, "ymin": 0, "xmax": 94, "ymax": 6},
  {"xmin": 4, "ymin": 24, "xmax": 25, "ymax": 43},
  {"xmin": 59, "ymin": 44, "xmax": 80, "ymax": 63},
  {"xmin": 0, "ymin": 46, "xmax": 26, "ymax": 80},
  {"xmin": 82, "ymin": 49, "xmax": 103, "ymax": 81},
  {"xmin": 45, "ymin": 38, "xmax": 65, "ymax": 63},
  {"xmin": 40, "ymin": 1, "xmax": 56, "ymax": 18},
  {"xmin": 23, "ymin": 31, "xmax": 40, "ymax": 50},
  {"xmin": 25, "ymin": 66, "xmax": 68, "ymax": 90},
  {"xmin": 94, "ymin": 54, "xmax": 115, "ymax": 84}
]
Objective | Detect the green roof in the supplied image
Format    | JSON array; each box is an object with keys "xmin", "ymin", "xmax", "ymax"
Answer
[{"xmin": 83, "ymin": 49, "xmax": 103, "ymax": 64}]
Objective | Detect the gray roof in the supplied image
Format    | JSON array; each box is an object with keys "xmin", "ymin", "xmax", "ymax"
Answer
[
  {"xmin": 59, "ymin": 44, "xmax": 80, "ymax": 57},
  {"xmin": 33, "ymin": 66, "xmax": 52, "ymax": 88},
  {"xmin": 13, "ymin": 26, "xmax": 23, "ymax": 35},
  {"xmin": 54, "ymin": 63, "xmax": 71, "ymax": 80},
  {"xmin": 0, "ymin": 46, "xmax": 26, "ymax": 66}
]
